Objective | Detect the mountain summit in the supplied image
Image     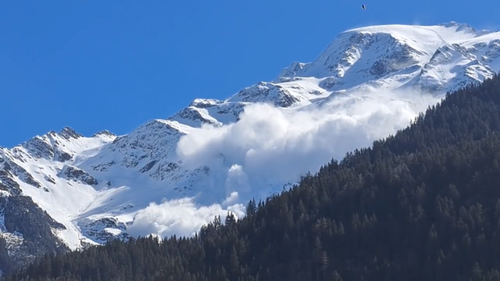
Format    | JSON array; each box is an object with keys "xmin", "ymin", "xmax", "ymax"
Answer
[
  {"xmin": 278, "ymin": 21, "xmax": 499, "ymax": 92},
  {"xmin": 1, "ymin": 21, "xmax": 499, "ymax": 273}
]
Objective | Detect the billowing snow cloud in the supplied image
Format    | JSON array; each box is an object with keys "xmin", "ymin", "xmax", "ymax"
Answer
[
  {"xmin": 127, "ymin": 197, "xmax": 245, "ymax": 239},
  {"xmin": 176, "ymin": 88, "xmax": 441, "ymax": 200},
  {"xmin": 127, "ymin": 88, "xmax": 442, "ymax": 239}
]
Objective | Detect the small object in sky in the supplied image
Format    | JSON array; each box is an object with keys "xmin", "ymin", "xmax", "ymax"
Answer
[{"xmin": 362, "ymin": 4, "xmax": 366, "ymax": 9}]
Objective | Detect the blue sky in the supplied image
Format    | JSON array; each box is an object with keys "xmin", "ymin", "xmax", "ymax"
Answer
[{"xmin": 0, "ymin": 0, "xmax": 497, "ymax": 147}]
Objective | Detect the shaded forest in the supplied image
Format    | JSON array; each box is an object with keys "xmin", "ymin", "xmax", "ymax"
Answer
[{"xmin": 6, "ymin": 74, "xmax": 500, "ymax": 280}]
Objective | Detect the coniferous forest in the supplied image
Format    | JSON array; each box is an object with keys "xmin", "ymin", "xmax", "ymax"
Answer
[{"xmin": 6, "ymin": 74, "xmax": 500, "ymax": 280}]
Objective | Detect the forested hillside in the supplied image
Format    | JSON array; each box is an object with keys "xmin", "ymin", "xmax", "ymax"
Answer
[{"xmin": 6, "ymin": 74, "xmax": 500, "ymax": 280}]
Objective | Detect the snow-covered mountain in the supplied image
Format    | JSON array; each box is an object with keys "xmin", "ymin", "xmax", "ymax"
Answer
[{"xmin": 1, "ymin": 21, "xmax": 500, "ymax": 272}]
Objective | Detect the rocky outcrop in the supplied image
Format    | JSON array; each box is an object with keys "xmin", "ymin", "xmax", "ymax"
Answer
[
  {"xmin": 78, "ymin": 217, "xmax": 128, "ymax": 244},
  {"xmin": 57, "ymin": 165, "xmax": 98, "ymax": 186}
]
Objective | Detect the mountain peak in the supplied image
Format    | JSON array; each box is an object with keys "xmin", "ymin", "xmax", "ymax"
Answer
[
  {"xmin": 92, "ymin": 130, "xmax": 116, "ymax": 138},
  {"xmin": 225, "ymin": 81, "xmax": 306, "ymax": 107},
  {"xmin": 438, "ymin": 21, "xmax": 475, "ymax": 32},
  {"xmin": 188, "ymin": 98, "xmax": 222, "ymax": 108},
  {"xmin": 59, "ymin": 127, "xmax": 82, "ymax": 140},
  {"xmin": 274, "ymin": 22, "xmax": 500, "ymax": 93}
]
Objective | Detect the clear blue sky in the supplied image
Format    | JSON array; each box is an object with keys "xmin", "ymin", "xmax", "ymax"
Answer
[{"xmin": 0, "ymin": 0, "xmax": 497, "ymax": 147}]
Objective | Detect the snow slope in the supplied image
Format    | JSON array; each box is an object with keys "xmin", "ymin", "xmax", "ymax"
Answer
[{"xmin": 1, "ymin": 21, "xmax": 500, "ymax": 253}]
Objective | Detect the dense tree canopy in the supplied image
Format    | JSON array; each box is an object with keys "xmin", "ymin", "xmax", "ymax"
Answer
[{"xmin": 6, "ymin": 74, "xmax": 500, "ymax": 280}]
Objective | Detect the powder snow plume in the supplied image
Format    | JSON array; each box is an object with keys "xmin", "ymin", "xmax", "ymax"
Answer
[
  {"xmin": 123, "ymin": 88, "xmax": 441, "ymax": 239},
  {"xmin": 126, "ymin": 198, "xmax": 244, "ymax": 238},
  {"xmin": 176, "ymin": 89, "xmax": 440, "ymax": 189}
]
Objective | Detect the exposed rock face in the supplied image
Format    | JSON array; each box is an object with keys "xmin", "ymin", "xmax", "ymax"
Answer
[
  {"xmin": 78, "ymin": 217, "xmax": 129, "ymax": 244},
  {"xmin": 0, "ymin": 196, "xmax": 68, "ymax": 273},
  {"xmin": 58, "ymin": 165, "xmax": 98, "ymax": 186}
]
